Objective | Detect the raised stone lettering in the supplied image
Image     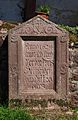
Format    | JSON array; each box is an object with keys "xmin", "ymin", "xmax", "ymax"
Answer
[{"xmin": 20, "ymin": 40, "xmax": 54, "ymax": 91}]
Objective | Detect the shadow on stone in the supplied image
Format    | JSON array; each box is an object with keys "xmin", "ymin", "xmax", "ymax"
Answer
[{"xmin": 0, "ymin": 36, "xmax": 8, "ymax": 106}]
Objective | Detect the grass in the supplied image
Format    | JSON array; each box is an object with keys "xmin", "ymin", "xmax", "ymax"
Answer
[
  {"xmin": 0, "ymin": 107, "xmax": 38, "ymax": 120},
  {"xmin": 30, "ymin": 108, "xmax": 78, "ymax": 120},
  {"xmin": 0, "ymin": 106, "xmax": 78, "ymax": 120}
]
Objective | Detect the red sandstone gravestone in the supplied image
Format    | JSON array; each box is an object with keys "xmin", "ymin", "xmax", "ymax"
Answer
[{"xmin": 8, "ymin": 15, "xmax": 69, "ymax": 103}]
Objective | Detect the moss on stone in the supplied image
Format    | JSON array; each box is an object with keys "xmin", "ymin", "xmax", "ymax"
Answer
[
  {"xmin": 69, "ymin": 33, "xmax": 78, "ymax": 42},
  {"xmin": 0, "ymin": 21, "xmax": 18, "ymax": 31}
]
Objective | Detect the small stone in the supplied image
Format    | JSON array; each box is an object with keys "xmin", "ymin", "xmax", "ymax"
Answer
[
  {"xmin": 66, "ymin": 111, "xmax": 73, "ymax": 115},
  {"xmin": 38, "ymin": 104, "xmax": 41, "ymax": 110},
  {"xmin": 0, "ymin": 20, "xmax": 3, "ymax": 26},
  {"xmin": 71, "ymin": 42, "xmax": 74, "ymax": 47},
  {"xmin": 47, "ymin": 101, "xmax": 51, "ymax": 107},
  {"xmin": 61, "ymin": 106, "xmax": 68, "ymax": 112},
  {"xmin": 0, "ymin": 28, "xmax": 8, "ymax": 34}
]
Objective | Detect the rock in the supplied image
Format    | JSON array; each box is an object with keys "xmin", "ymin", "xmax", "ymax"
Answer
[
  {"xmin": 0, "ymin": 20, "xmax": 3, "ymax": 26},
  {"xmin": 61, "ymin": 106, "xmax": 68, "ymax": 112},
  {"xmin": 66, "ymin": 111, "xmax": 73, "ymax": 115}
]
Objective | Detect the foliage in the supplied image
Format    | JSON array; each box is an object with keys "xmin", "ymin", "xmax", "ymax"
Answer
[
  {"xmin": 0, "ymin": 107, "xmax": 37, "ymax": 120},
  {"xmin": 60, "ymin": 25, "xmax": 78, "ymax": 35},
  {"xmin": 60, "ymin": 25, "xmax": 78, "ymax": 43},
  {"xmin": 35, "ymin": 110, "xmax": 78, "ymax": 120},
  {"xmin": 37, "ymin": 4, "xmax": 50, "ymax": 15},
  {"xmin": 57, "ymin": 115, "xmax": 78, "ymax": 120}
]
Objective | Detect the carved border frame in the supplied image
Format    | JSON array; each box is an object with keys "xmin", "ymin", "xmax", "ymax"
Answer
[{"xmin": 8, "ymin": 16, "xmax": 69, "ymax": 99}]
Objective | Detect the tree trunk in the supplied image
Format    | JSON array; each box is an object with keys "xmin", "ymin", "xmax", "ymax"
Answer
[{"xmin": 24, "ymin": 0, "xmax": 36, "ymax": 21}]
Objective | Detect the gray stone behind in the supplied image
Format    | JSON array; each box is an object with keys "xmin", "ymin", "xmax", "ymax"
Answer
[
  {"xmin": 69, "ymin": 47, "xmax": 78, "ymax": 107},
  {"xmin": 36, "ymin": 0, "xmax": 78, "ymax": 25},
  {"xmin": 0, "ymin": 0, "xmax": 78, "ymax": 25}
]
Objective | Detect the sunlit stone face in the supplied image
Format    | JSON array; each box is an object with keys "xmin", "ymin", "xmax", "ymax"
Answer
[{"xmin": 0, "ymin": 0, "xmax": 24, "ymax": 22}]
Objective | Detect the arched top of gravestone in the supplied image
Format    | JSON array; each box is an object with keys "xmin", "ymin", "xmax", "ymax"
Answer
[{"xmin": 9, "ymin": 15, "xmax": 68, "ymax": 37}]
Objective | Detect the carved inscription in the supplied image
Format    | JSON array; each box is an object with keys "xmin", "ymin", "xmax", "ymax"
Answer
[{"xmin": 21, "ymin": 40, "xmax": 55, "ymax": 91}]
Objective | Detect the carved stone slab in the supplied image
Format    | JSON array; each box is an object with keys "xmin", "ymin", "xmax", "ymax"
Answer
[
  {"xmin": 19, "ymin": 37, "xmax": 55, "ymax": 93},
  {"xmin": 8, "ymin": 15, "xmax": 69, "ymax": 101}
]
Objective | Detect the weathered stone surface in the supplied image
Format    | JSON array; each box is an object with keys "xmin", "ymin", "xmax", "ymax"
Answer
[
  {"xmin": 0, "ymin": 21, "xmax": 19, "ymax": 104},
  {"xmin": 69, "ymin": 48, "xmax": 78, "ymax": 107},
  {"xmin": 70, "ymin": 81, "xmax": 78, "ymax": 92},
  {"xmin": 21, "ymin": 39, "xmax": 55, "ymax": 91},
  {"xmin": 71, "ymin": 91, "xmax": 78, "ymax": 107},
  {"xmin": 8, "ymin": 15, "xmax": 69, "ymax": 106}
]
